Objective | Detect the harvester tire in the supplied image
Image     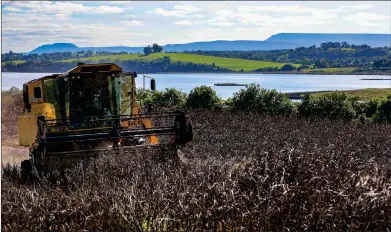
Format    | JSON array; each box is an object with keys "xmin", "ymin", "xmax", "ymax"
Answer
[{"xmin": 20, "ymin": 159, "xmax": 32, "ymax": 181}]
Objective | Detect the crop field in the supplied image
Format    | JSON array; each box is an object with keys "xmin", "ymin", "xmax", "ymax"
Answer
[
  {"xmin": 60, "ymin": 53, "xmax": 300, "ymax": 71},
  {"xmin": 2, "ymin": 108, "xmax": 391, "ymax": 231},
  {"xmin": 1, "ymin": 60, "xmax": 26, "ymax": 65},
  {"xmin": 311, "ymin": 88, "xmax": 391, "ymax": 101},
  {"xmin": 328, "ymin": 48, "xmax": 356, "ymax": 52}
]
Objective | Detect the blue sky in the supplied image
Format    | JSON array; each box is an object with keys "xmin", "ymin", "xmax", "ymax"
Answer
[{"xmin": 1, "ymin": 1, "xmax": 390, "ymax": 53}]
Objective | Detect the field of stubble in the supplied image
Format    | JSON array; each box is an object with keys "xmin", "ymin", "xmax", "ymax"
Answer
[{"xmin": 2, "ymin": 110, "xmax": 391, "ymax": 231}]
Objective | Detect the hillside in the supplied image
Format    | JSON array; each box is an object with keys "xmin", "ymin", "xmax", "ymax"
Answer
[
  {"xmin": 28, "ymin": 41, "xmax": 300, "ymax": 54},
  {"xmin": 61, "ymin": 53, "xmax": 300, "ymax": 71},
  {"xmin": 26, "ymin": 33, "xmax": 391, "ymax": 54},
  {"xmin": 29, "ymin": 43, "xmax": 80, "ymax": 54},
  {"xmin": 162, "ymin": 40, "xmax": 300, "ymax": 52},
  {"xmin": 266, "ymin": 33, "xmax": 391, "ymax": 48}
]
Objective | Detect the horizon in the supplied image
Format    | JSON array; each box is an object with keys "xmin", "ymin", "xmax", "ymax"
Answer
[{"xmin": 2, "ymin": 1, "xmax": 391, "ymax": 53}]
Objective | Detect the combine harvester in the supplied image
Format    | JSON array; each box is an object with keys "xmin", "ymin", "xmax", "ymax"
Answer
[{"xmin": 17, "ymin": 63, "xmax": 193, "ymax": 179}]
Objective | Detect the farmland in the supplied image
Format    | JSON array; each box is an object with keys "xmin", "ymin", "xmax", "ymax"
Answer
[
  {"xmin": 60, "ymin": 53, "xmax": 300, "ymax": 71},
  {"xmin": 2, "ymin": 99, "xmax": 391, "ymax": 230},
  {"xmin": 311, "ymin": 88, "xmax": 391, "ymax": 101},
  {"xmin": 1, "ymin": 60, "xmax": 26, "ymax": 65}
]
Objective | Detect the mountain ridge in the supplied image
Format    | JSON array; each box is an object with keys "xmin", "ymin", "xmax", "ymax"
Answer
[{"xmin": 28, "ymin": 33, "xmax": 391, "ymax": 54}]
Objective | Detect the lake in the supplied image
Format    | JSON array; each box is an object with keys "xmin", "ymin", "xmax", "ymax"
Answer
[{"xmin": 2, "ymin": 72, "xmax": 390, "ymax": 99}]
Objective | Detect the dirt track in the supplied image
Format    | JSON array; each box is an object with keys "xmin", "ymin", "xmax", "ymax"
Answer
[{"xmin": 1, "ymin": 139, "xmax": 29, "ymax": 166}]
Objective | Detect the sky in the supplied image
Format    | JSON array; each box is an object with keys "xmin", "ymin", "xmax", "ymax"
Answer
[{"xmin": 1, "ymin": 1, "xmax": 390, "ymax": 53}]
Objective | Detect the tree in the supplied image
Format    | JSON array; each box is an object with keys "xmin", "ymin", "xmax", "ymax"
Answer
[
  {"xmin": 152, "ymin": 43, "xmax": 163, "ymax": 53},
  {"xmin": 372, "ymin": 59, "xmax": 391, "ymax": 69},
  {"xmin": 281, "ymin": 64, "xmax": 296, "ymax": 71},
  {"xmin": 143, "ymin": 46, "xmax": 153, "ymax": 55},
  {"xmin": 341, "ymin": 42, "xmax": 350, "ymax": 48},
  {"xmin": 187, "ymin": 86, "xmax": 221, "ymax": 109}
]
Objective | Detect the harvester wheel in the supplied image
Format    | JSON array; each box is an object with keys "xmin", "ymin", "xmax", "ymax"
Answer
[{"xmin": 20, "ymin": 159, "xmax": 32, "ymax": 181}]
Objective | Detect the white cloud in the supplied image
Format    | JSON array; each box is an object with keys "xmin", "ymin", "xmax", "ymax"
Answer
[
  {"xmin": 124, "ymin": 14, "xmax": 135, "ymax": 18},
  {"xmin": 9, "ymin": 2, "xmax": 125, "ymax": 16},
  {"xmin": 339, "ymin": 5, "xmax": 374, "ymax": 10},
  {"xmin": 2, "ymin": 1, "xmax": 390, "ymax": 52},
  {"xmin": 204, "ymin": 7, "xmax": 339, "ymax": 29},
  {"xmin": 172, "ymin": 5, "xmax": 201, "ymax": 14},
  {"xmin": 237, "ymin": 4, "xmax": 375, "ymax": 14},
  {"xmin": 94, "ymin": 5, "xmax": 125, "ymax": 14},
  {"xmin": 174, "ymin": 20, "xmax": 192, "ymax": 26},
  {"xmin": 238, "ymin": 5, "xmax": 320, "ymax": 14},
  {"xmin": 3, "ymin": 7, "xmax": 21, "ymax": 12},
  {"xmin": 107, "ymin": 1, "xmax": 132, "ymax": 5},
  {"xmin": 147, "ymin": 4, "xmax": 202, "ymax": 18},
  {"xmin": 120, "ymin": 20, "xmax": 143, "ymax": 26},
  {"xmin": 344, "ymin": 12, "xmax": 391, "ymax": 27}
]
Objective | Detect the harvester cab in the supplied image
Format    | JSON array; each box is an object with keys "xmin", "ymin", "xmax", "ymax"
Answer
[{"xmin": 18, "ymin": 63, "xmax": 193, "ymax": 179}]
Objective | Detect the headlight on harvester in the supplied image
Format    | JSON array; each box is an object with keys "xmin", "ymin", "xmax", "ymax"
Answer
[{"xmin": 137, "ymin": 137, "xmax": 145, "ymax": 145}]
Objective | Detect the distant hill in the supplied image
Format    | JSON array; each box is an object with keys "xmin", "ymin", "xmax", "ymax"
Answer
[
  {"xmin": 82, "ymin": 46, "xmax": 144, "ymax": 53},
  {"xmin": 28, "ymin": 41, "xmax": 300, "ymax": 54},
  {"xmin": 28, "ymin": 33, "xmax": 391, "ymax": 54},
  {"xmin": 163, "ymin": 40, "xmax": 300, "ymax": 52},
  {"xmin": 29, "ymin": 43, "xmax": 80, "ymax": 54},
  {"xmin": 266, "ymin": 33, "xmax": 391, "ymax": 48}
]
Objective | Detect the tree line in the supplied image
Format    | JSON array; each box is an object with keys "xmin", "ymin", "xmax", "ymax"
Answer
[
  {"xmin": 184, "ymin": 42, "xmax": 391, "ymax": 69},
  {"xmin": 134, "ymin": 84, "xmax": 391, "ymax": 124},
  {"xmin": 1, "ymin": 56, "xmax": 232, "ymax": 73}
]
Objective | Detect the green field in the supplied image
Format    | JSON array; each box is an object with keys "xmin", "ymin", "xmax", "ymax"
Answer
[
  {"xmin": 311, "ymin": 88, "xmax": 391, "ymax": 101},
  {"xmin": 328, "ymin": 48, "xmax": 356, "ymax": 52},
  {"xmin": 1, "ymin": 60, "xmax": 26, "ymax": 65},
  {"xmin": 60, "ymin": 53, "xmax": 300, "ymax": 71}
]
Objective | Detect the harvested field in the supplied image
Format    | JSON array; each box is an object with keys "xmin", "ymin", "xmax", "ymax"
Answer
[{"xmin": 2, "ymin": 110, "xmax": 391, "ymax": 231}]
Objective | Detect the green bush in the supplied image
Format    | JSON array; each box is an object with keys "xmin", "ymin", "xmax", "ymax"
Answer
[
  {"xmin": 153, "ymin": 88, "xmax": 187, "ymax": 109},
  {"xmin": 298, "ymin": 92, "xmax": 356, "ymax": 121},
  {"xmin": 231, "ymin": 84, "xmax": 260, "ymax": 111},
  {"xmin": 232, "ymin": 84, "xmax": 295, "ymax": 116},
  {"xmin": 136, "ymin": 88, "xmax": 155, "ymax": 105},
  {"xmin": 373, "ymin": 95, "xmax": 391, "ymax": 123},
  {"xmin": 364, "ymin": 99, "xmax": 380, "ymax": 118},
  {"xmin": 353, "ymin": 99, "xmax": 379, "ymax": 121},
  {"xmin": 187, "ymin": 86, "xmax": 221, "ymax": 109},
  {"xmin": 136, "ymin": 88, "xmax": 187, "ymax": 110}
]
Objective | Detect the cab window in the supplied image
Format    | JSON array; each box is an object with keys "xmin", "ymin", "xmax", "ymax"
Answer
[{"xmin": 34, "ymin": 87, "xmax": 42, "ymax": 98}]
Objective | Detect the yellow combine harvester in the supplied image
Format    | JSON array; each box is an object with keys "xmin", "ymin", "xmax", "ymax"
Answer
[{"xmin": 18, "ymin": 63, "xmax": 193, "ymax": 179}]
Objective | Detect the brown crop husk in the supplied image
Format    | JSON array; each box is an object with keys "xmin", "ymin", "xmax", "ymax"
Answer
[{"xmin": 2, "ymin": 109, "xmax": 391, "ymax": 231}]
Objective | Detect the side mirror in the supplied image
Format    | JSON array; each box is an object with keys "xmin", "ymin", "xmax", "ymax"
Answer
[{"xmin": 150, "ymin": 78, "xmax": 156, "ymax": 91}]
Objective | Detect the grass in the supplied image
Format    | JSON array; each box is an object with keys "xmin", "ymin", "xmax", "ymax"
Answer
[
  {"xmin": 301, "ymin": 67, "xmax": 358, "ymax": 73},
  {"xmin": 60, "ymin": 53, "xmax": 300, "ymax": 71},
  {"xmin": 1, "ymin": 60, "xmax": 26, "ymax": 65},
  {"xmin": 311, "ymin": 88, "xmax": 391, "ymax": 101},
  {"xmin": 328, "ymin": 48, "xmax": 356, "ymax": 52}
]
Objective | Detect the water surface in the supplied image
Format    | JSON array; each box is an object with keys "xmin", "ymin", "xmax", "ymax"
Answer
[{"xmin": 2, "ymin": 72, "xmax": 390, "ymax": 99}]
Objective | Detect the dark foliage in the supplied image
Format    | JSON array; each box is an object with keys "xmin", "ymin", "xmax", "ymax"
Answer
[
  {"xmin": 232, "ymin": 84, "xmax": 296, "ymax": 116},
  {"xmin": 186, "ymin": 42, "xmax": 391, "ymax": 69},
  {"xmin": 186, "ymin": 86, "xmax": 221, "ymax": 109},
  {"xmin": 298, "ymin": 92, "xmax": 357, "ymax": 121}
]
